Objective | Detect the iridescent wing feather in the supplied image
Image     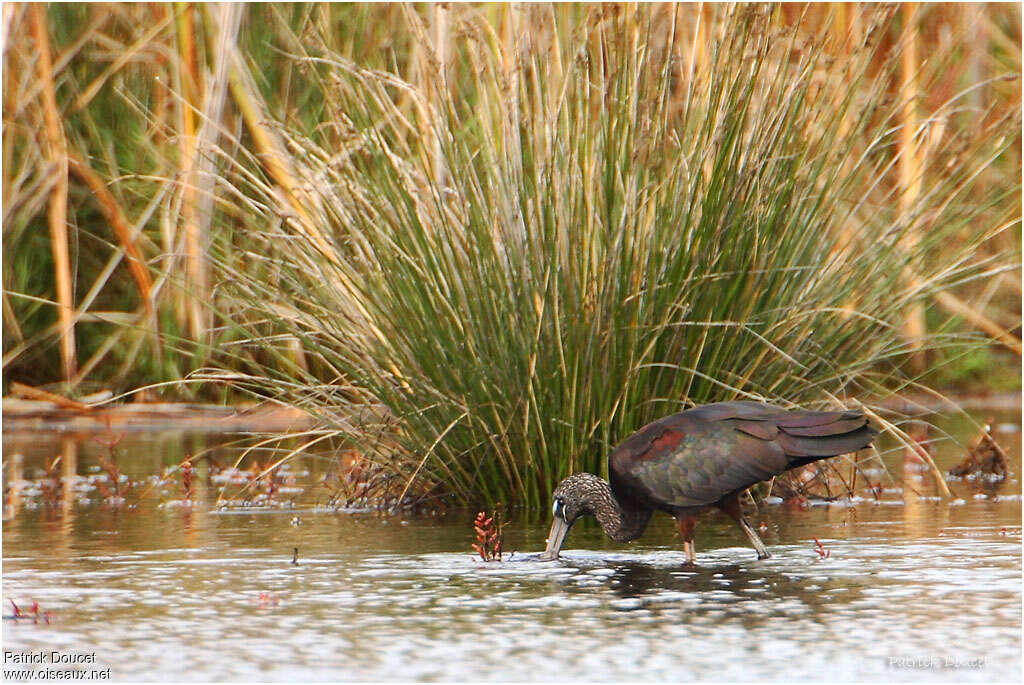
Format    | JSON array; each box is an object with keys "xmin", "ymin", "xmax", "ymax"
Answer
[{"xmin": 609, "ymin": 401, "xmax": 875, "ymax": 508}]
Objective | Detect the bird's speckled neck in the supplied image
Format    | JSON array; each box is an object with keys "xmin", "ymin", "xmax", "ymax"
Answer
[{"xmin": 558, "ymin": 473, "xmax": 653, "ymax": 543}]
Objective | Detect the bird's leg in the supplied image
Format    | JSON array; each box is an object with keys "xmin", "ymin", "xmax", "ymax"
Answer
[
  {"xmin": 675, "ymin": 514, "xmax": 698, "ymax": 564},
  {"xmin": 719, "ymin": 493, "xmax": 771, "ymax": 560},
  {"xmin": 737, "ymin": 516, "xmax": 771, "ymax": 560}
]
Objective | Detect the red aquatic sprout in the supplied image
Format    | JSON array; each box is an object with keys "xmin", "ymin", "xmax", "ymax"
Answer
[
  {"xmin": 89, "ymin": 417, "xmax": 134, "ymax": 505},
  {"xmin": 39, "ymin": 456, "xmax": 63, "ymax": 507},
  {"xmin": 92, "ymin": 417, "xmax": 126, "ymax": 451},
  {"xmin": 246, "ymin": 459, "xmax": 285, "ymax": 502},
  {"xmin": 254, "ymin": 591, "xmax": 280, "ymax": 608},
  {"xmin": 95, "ymin": 454, "xmax": 133, "ymax": 503},
  {"xmin": 7, "ymin": 600, "xmax": 53, "ymax": 624},
  {"xmin": 471, "ymin": 508, "xmax": 505, "ymax": 562},
  {"xmin": 812, "ymin": 536, "xmax": 830, "ymax": 559},
  {"xmin": 180, "ymin": 457, "xmax": 194, "ymax": 500}
]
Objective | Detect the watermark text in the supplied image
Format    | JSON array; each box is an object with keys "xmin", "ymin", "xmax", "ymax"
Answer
[
  {"xmin": 887, "ymin": 656, "xmax": 985, "ymax": 671},
  {"xmin": 3, "ymin": 651, "xmax": 109, "ymax": 680}
]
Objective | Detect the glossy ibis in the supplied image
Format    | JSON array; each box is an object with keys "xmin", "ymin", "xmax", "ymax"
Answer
[{"xmin": 539, "ymin": 401, "xmax": 876, "ymax": 562}]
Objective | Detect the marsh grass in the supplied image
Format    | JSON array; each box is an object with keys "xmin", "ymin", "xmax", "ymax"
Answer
[
  {"xmin": 187, "ymin": 5, "xmax": 1019, "ymax": 507},
  {"xmin": 3, "ymin": 5, "xmax": 1018, "ymax": 394}
]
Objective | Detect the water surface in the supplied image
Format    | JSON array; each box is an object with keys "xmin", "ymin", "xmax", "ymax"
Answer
[{"xmin": 3, "ymin": 411, "xmax": 1021, "ymax": 681}]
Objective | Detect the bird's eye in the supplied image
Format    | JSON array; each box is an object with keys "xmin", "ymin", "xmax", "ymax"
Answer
[{"xmin": 552, "ymin": 498, "xmax": 562, "ymax": 518}]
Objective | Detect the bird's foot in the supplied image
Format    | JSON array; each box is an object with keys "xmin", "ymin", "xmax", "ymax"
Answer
[{"xmin": 683, "ymin": 541, "xmax": 697, "ymax": 565}]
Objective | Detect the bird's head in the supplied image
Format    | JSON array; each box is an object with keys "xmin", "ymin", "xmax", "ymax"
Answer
[{"xmin": 538, "ymin": 473, "xmax": 604, "ymax": 561}]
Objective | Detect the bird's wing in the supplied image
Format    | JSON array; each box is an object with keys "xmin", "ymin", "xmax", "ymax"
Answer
[{"xmin": 608, "ymin": 402, "xmax": 873, "ymax": 508}]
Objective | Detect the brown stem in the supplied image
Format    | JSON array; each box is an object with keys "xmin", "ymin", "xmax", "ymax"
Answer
[
  {"xmin": 933, "ymin": 291, "xmax": 1022, "ymax": 356},
  {"xmin": 67, "ymin": 155, "xmax": 154, "ymax": 313},
  {"xmin": 9, "ymin": 381, "xmax": 92, "ymax": 411},
  {"xmin": 29, "ymin": 3, "xmax": 77, "ymax": 382},
  {"xmin": 898, "ymin": 3, "xmax": 926, "ymax": 374},
  {"xmin": 175, "ymin": 2, "xmax": 205, "ymax": 338}
]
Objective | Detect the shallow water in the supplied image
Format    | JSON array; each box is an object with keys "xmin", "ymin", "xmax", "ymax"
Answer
[{"xmin": 3, "ymin": 411, "xmax": 1021, "ymax": 681}]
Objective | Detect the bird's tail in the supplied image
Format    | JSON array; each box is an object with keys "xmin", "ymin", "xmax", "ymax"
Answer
[{"xmin": 773, "ymin": 410, "xmax": 878, "ymax": 467}]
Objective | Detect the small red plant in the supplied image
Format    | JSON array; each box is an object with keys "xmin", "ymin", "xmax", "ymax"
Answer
[
  {"xmin": 92, "ymin": 417, "xmax": 126, "ymax": 452},
  {"xmin": 93, "ymin": 454, "xmax": 133, "ymax": 503},
  {"xmin": 254, "ymin": 591, "xmax": 279, "ymax": 608},
  {"xmin": 248, "ymin": 459, "xmax": 286, "ymax": 500},
  {"xmin": 472, "ymin": 508, "xmax": 505, "ymax": 562},
  {"xmin": 39, "ymin": 456, "xmax": 63, "ymax": 507},
  {"xmin": 8, "ymin": 600, "xmax": 53, "ymax": 624},
  {"xmin": 91, "ymin": 419, "xmax": 133, "ymax": 504},
  {"xmin": 324, "ymin": 450, "xmax": 400, "ymax": 509},
  {"xmin": 92, "ymin": 432, "xmax": 125, "ymax": 452},
  {"xmin": 180, "ymin": 457, "xmax": 194, "ymax": 500},
  {"xmin": 812, "ymin": 536, "xmax": 830, "ymax": 559}
]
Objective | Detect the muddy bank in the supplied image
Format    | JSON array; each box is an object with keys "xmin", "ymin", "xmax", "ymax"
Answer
[
  {"xmin": 1, "ymin": 399, "xmax": 316, "ymax": 433},
  {"xmin": 875, "ymin": 392, "xmax": 1021, "ymax": 414},
  {"xmin": 3, "ymin": 392, "xmax": 1018, "ymax": 434}
]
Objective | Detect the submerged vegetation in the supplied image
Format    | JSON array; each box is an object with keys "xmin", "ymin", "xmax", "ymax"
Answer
[{"xmin": 3, "ymin": 5, "xmax": 1021, "ymax": 506}]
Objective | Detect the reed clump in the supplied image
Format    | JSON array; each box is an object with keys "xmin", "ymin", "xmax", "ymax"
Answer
[{"xmin": 197, "ymin": 5, "xmax": 1019, "ymax": 507}]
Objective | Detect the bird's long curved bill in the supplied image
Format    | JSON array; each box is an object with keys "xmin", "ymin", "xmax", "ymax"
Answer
[{"xmin": 538, "ymin": 516, "xmax": 572, "ymax": 561}]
